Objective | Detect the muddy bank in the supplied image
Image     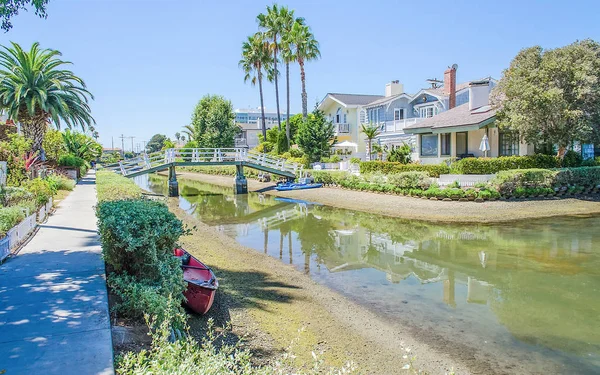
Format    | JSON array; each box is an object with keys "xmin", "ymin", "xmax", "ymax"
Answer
[{"xmin": 165, "ymin": 171, "xmax": 600, "ymax": 224}]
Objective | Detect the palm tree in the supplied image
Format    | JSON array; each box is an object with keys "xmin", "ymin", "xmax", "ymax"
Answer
[
  {"xmin": 182, "ymin": 124, "xmax": 198, "ymax": 141},
  {"xmin": 284, "ymin": 21, "xmax": 320, "ymax": 119},
  {"xmin": 361, "ymin": 123, "xmax": 381, "ymax": 161},
  {"xmin": 257, "ymin": 4, "xmax": 285, "ymax": 131},
  {"xmin": 0, "ymin": 42, "xmax": 94, "ymax": 160},
  {"xmin": 280, "ymin": 10, "xmax": 304, "ymax": 146},
  {"xmin": 240, "ymin": 32, "xmax": 273, "ymax": 140}
]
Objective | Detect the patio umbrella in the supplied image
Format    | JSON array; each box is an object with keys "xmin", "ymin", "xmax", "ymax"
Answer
[
  {"xmin": 479, "ymin": 134, "xmax": 490, "ymax": 157},
  {"xmin": 333, "ymin": 141, "xmax": 358, "ymax": 151}
]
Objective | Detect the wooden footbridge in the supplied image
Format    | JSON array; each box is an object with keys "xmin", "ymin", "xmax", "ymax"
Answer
[{"xmin": 110, "ymin": 148, "xmax": 302, "ymax": 196}]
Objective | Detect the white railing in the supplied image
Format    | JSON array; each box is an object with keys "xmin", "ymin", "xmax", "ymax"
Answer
[
  {"xmin": 335, "ymin": 123, "xmax": 350, "ymax": 134},
  {"xmin": 118, "ymin": 148, "xmax": 302, "ymax": 177},
  {"xmin": 234, "ymin": 138, "xmax": 247, "ymax": 147},
  {"xmin": 0, "ymin": 212, "xmax": 38, "ymax": 263},
  {"xmin": 379, "ymin": 118, "xmax": 425, "ymax": 133}
]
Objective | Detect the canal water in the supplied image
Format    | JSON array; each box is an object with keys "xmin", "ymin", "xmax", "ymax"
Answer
[{"xmin": 136, "ymin": 174, "xmax": 600, "ymax": 374}]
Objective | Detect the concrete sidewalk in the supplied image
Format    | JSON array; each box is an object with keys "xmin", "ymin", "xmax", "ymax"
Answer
[{"xmin": 0, "ymin": 171, "xmax": 114, "ymax": 375}]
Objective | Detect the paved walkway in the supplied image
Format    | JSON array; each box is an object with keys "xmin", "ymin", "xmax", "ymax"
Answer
[{"xmin": 0, "ymin": 171, "xmax": 114, "ymax": 375}]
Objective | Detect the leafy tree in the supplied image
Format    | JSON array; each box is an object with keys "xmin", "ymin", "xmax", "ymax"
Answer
[
  {"xmin": 240, "ymin": 32, "xmax": 273, "ymax": 140},
  {"xmin": 42, "ymin": 128, "xmax": 67, "ymax": 162},
  {"xmin": 0, "ymin": 0, "xmax": 49, "ymax": 31},
  {"xmin": 361, "ymin": 123, "xmax": 380, "ymax": 161},
  {"xmin": 0, "ymin": 42, "xmax": 94, "ymax": 160},
  {"xmin": 188, "ymin": 94, "xmax": 238, "ymax": 148},
  {"xmin": 161, "ymin": 139, "xmax": 175, "ymax": 150},
  {"xmin": 174, "ymin": 132, "xmax": 181, "ymax": 143},
  {"xmin": 296, "ymin": 108, "xmax": 335, "ymax": 163},
  {"xmin": 283, "ymin": 21, "xmax": 320, "ymax": 118},
  {"xmin": 387, "ymin": 143, "xmax": 412, "ymax": 164},
  {"xmin": 147, "ymin": 134, "xmax": 168, "ymax": 153},
  {"xmin": 62, "ymin": 129, "xmax": 102, "ymax": 162},
  {"xmin": 493, "ymin": 39, "xmax": 600, "ymax": 157},
  {"xmin": 0, "ymin": 132, "xmax": 31, "ymax": 185}
]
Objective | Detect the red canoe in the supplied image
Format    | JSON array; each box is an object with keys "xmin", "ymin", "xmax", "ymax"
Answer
[{"xmin": 173, "ymin": 248, "xmax": 218, "ymax": 315}]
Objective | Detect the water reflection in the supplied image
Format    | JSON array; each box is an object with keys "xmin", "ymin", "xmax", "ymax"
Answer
[{"xmin": 138, "ymin": 174, "xmax": 600, "ymax": 373}]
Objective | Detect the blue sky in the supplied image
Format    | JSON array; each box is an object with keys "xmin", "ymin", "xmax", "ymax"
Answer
[{"xmin": 1, "ymin": 0, "xmax": 599, "ymax": 149}]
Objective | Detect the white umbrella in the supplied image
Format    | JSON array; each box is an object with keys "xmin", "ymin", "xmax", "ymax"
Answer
[
  {"xmin": 333, "ymin": 141, "xmax": 358, "ymax": 151},
  {"xmin": 479, "ymin": 134, "xmax": 490, "ymax": 157}
]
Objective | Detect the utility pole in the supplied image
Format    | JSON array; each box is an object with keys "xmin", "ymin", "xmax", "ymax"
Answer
[
  {"xmin": 111, "ymin": 136, "xmax": 114, "ymax": 150},
  {"xmin": 142, "ymin": 140, "xmax": 147, "ymax": 153},
  {"xmin": 119, "ymin": 134, "xmax": 126, "ymax": 158},
  {"xmin": 128, "ymin": 136, "xmax": 135, "ymax": 155}
]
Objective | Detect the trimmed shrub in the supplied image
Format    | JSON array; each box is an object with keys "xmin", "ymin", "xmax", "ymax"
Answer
[
  {"xmin": 46, "ymin": 174, "xmax": 76, "ymax": 192},
  {"xmin": 562, "ymin": 150, "xmax": 583, "ymax": 168},
  {"xmin": 489, "ymin": 169, "xmax": 557, "ymax": 196},
  {"xmin": 96, "ymin": 170, "xmax": 142, "ymax": 202},
  {"xmin": 360, "ymin": 161, "xmax": 449, "ymax": 178},
  {"xmin": 0, "ymin": 206, "xmax": 28, "ymax": 237},
  {"xmin": 58, "ymin": 153, "xmax": 86, "ymax": 167},
  {"xmin": 554, "ymin": 166, "xmax": 600, "ymax": 188},
  {"xmin": 23, "ymin": 178, "xmax": 54, "ymax": 206},
  {"xmin": 387, "ymin": 172, "xmax": 432, "ymax": 190},
  {"xmin": 450, "ymin": 155, "xmax": 560, "ymax": 174}
]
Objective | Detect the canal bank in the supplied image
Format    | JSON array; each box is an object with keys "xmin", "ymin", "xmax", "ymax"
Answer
[
  {"xmin": 162, "ymin": 171, "xmax": 600, "ymax": 223},
  {"xmin": 140, "ymin": 173, "xmax": 600, "ymax": 374}
]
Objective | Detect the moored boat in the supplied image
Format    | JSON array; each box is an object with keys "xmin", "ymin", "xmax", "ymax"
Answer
[
  {"xmin": 275, "ymin": 182, "xmax": 323, "ymax": 191},
  {"xmin": 173, "ymin": 248, "xmax": 218, "ymax": 314}
]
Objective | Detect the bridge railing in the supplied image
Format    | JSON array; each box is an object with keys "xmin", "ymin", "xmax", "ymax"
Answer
[{"xmin": 118, "ymin": 147, "xmax": 302, "ymax": 177}]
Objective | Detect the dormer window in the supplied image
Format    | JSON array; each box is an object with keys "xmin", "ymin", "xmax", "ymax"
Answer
[{"xmin": 419, "ymin": 106, "xmax": 436, "ymax": 118}]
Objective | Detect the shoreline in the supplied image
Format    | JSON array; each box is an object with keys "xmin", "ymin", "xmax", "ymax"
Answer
[{"xmin": 164, "ymin": 171, "xmax": 600, "ymax": 224}]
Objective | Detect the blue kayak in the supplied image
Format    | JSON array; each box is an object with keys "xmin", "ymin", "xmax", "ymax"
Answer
[{"xmin": 275, "ymin": 182, "xmax": 323, "ymax": 191}]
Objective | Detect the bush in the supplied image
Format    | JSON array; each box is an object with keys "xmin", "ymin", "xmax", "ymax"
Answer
[
  {"xmin": 96, "ymin": 170, "xmax": 142, "ymax": 202},
  {"xmin": 23, "ymin": 178, "xmax": 54, "ymax": 206},
  {"xmin": 320, "ymin": 155, "xmax": 341, "ymax": 163},
  {"xmin": 450, "ymin": 155, "xmax": 560, "ymax": 174},
  {"xmin": 562, "ymin": 150, "xmax": 583, "ymax": 168},
  {"xmin": 554, "ymin": 166, "xmax": 600, "ymax": 188},
  {"xmin": 58, "ymin": 153, "xmax": 86, "ymax": 168},
  {"xmin": 46, "ymin": 174, "xmax": 76, "ymax": 192},
  {"xmin": 255, "ymin": 142, "xmax": 274, "ymax": 154},
  {"xmin": 0, "ymin": 206, "xmax": 27, "ymax": 237},
  {"xmin": 360, "ymin": 161, "xmax": 449, "ymax": 177},
  {"xmin": 387, "ymin": 172, "xmax": 432, "ymax": 190},
  {"xmin": 97, "ymin": 199, "xmax": 187, "ymax": 327},
  {"xmin": 349, "ymin": 157, "xmax": 361, "ymax": 164},
  {"xmin": 0, "ymin": 187, "xmax": 33, "ymax": 207},
  {"xmin": 386, "ymin": 144, "xmax": 412, "ymax": 164}
]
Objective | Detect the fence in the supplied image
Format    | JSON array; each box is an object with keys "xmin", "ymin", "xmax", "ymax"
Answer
[
  {"xmin": 438, "ymin": 174, "xmax": 495, "ymax": 187},
  {"xmin": 0, "ymin": 197, "xmax": 53, "ymax": 263}
]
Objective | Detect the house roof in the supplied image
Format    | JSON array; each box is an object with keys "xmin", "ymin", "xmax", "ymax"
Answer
[
  {"xmin": 404, "ymin": 103, "xmax": 496, "ymax": 133},
  {"xmin": 365, "ymin": 93, "xmax": 412, "ymax": 108},
  {"xmin": 325, "ymin": 93, "xmax": 384, "ymax": 107}
]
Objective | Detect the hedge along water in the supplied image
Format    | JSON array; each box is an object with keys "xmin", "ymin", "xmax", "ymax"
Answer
[{"xmin": 137, "ymin": 173, "xmax": 600, "ymax": 375}]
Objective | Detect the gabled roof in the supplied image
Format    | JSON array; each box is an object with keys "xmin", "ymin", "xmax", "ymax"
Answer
[
  {"xmin": 321, "ymin": 93, "xmax": 384, "ymax": 108},
  {"xmin": 404, "ymin": 103, "xmax": 496, "ymax": 134},
  {"xmin": 365, "ymin": 93, "xmax": 412, "ymax": 108}
]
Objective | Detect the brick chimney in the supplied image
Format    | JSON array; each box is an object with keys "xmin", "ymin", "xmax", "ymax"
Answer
[{"xmin": 444, "ymin": 64, "xmax": 457, "ymax": 109}]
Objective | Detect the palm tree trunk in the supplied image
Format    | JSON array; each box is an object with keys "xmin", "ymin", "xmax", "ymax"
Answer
[
  {"xmin": 286, "ymin": 61, "xmax": 291, "ymax": 147},
  {"xmin": 22, "ymin": 119, "xmax": 48, "ymax": 161},
  {"xmin": 299, "ymin": 58, "xmax": 308, "ymax": 118},
  {"xmin": 258, "ymin": 70, "xmax": 267, "ymax": 141},
  {"xmin": 368, "ymin": 139, "xmax": 372, "ymax": 161},
  {"xmin": 273, "ymin": 40, "xmax": 282, "ymax": 131}
]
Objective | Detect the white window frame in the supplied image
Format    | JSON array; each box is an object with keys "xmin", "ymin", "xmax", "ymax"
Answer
[
  {"xmin": 336, "ymin": 108, "xmax": 342, "ymax": 123},
  {"xmin": 394, "ymin": 108, "xmax": 404, "ymax": 121}
]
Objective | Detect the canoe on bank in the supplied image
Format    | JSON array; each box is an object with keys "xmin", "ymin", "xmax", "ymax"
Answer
[{"xmin": 174, "ymin": 248, "xmax": 218, "ymax": 314}]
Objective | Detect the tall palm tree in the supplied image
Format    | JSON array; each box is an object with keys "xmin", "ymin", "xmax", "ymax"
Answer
[
  {"xmin": 361, "ymin": 123, "xmax": 381, "ymax": 161},
  {"xmin": 285, "ymin": 21, "xmax": 320, "ymax": 119},
  {"xmin": 0, "ymin": 42, "xmax": 94, "ymax": 160},
  {"xmin": 257, "ymin": 4, "xmax": 285, "ymax": 131},
  {"xmin": 280, "ymin": 10, "xmax": 304, "ymax": 146},
  {"xmin": 182, "ymin": 124, "xmax": 198, "ymax": 142},
  {"xmin": 240, "ymin": 32, "xmax": 273, "ymax": 141}
]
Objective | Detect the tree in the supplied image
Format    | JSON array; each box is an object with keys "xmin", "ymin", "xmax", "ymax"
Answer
[
  {"xmin": 492, "ymin": 39, "xmax": 600, "ymax": 157},
  {"xmin": 296, "ymin": 108, "xmax": 335, "ymax": 163},
  {"xmin": 279, "ymin": 9, "xmax": 304, "ymax": 146},
  {"xmin": 0, "ymin": 0, "xmax": 49, "ymax": 31},
  {"xmin": 161, "ymin": 139, "xmax": 175, "ymax": 150},
  {"xmin": 187, "ymin": 95, "xmax": 238, "ymax": 148},
  {"xmin": 147, "ymin": 134, "xmax": 168, "ymax": 153},
  {"xmin": 240, "ymin": 32, "xmax": 273, "ymax": 141},
  {"xmin": 42, "ymin": 128, "xmax": 67, "ymax": 162},
  {"xmin": 0, "ymin": 42, "xmax": 94, "ymax": 160},
  {"xmin": 284, "ymin": 21, "xmax": 320, "ymax": 118},
  {"xmin": 62, "ymin": 129, "xmax": 102, "ymax": 162},
  {"xmin": 257, "ymin": 4, "xmax": 286, "ymax": 131},
  {"xmin": 361, "ymin": 123, "xmax": 381, "ymax": 161},
  {"xmin": 174, "ymin": 132, "xmax": 181, "ymax": 143}
]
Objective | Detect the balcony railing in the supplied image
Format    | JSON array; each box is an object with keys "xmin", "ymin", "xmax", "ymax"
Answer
[
  {"xmin": 335, "ymin": 123, "xmax": 350, "ymax": 134},
  {"xmin": 378, "ymin": 118, "xmax": 425, "ymax": 133},
  {"xmin": 234, "ymin": 138, "xmax": 247, "ymax": 147}
]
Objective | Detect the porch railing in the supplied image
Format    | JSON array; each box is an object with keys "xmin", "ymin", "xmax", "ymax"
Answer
[{"xmin": 378, "ymin": 118, "xmax": 425, "ymax": 133}]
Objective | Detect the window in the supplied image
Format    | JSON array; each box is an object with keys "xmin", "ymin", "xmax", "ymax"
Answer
[
  {"xmin": 335, "ymin": 108, "xmax": 342, "ymax": 123},
  {"xmin": 420, "ymin": 134, "xmax": 438, "ymax": 157},
  {"xmin": 499, "ymin": 131, "xmax": 519, "ymax": 156},
  {"xmin": 394, "ymin": 109, "xmax": 404, "ymax": 121},
  {"xmin": 456, "ymin": 132, "xmax": 468, "ymax": 156},
  {"xmin": 419, "ymin": 106, "xmax": 436, "ymax": 118},
  {"xmin": 359, "ymin": 109, "xmax": 366, "ymax": 124},
  {"xmin": 441, "ymin": 133, "xmax": 451, "ymax": 156},
  {"xmin": 343, "ymin": 113, "xmax": 347, "ymax": 123}
]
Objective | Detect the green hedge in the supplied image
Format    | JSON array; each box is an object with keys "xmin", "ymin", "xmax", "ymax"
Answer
[
  {"xmin": 360, "ymin": 161, "xmax": 450, "ymax": 177},
  {"xmin": 450, "ymin": 155, "xmax": 560, "ymax": 174},
  {"xmin": 97, "ymin": 199, "xmax": 187, "ymax": 327},
  {"xmin": 96, "ymin": 170, "xmax": 142, "ymax": 202}
]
